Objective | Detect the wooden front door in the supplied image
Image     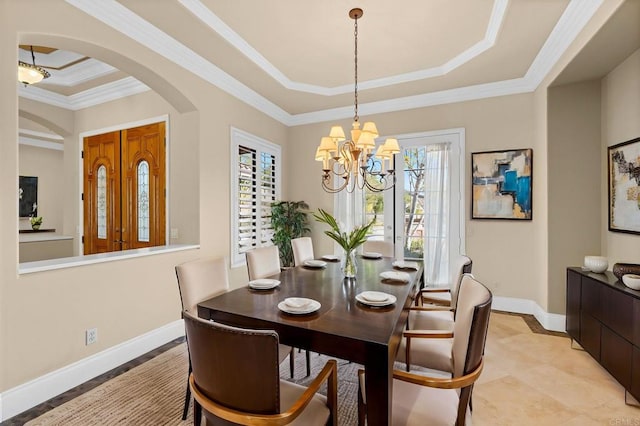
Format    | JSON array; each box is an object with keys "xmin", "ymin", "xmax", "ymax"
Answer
[{"xmin": 83, "ymin": 122, "xmax": 166, "ymax": 255}]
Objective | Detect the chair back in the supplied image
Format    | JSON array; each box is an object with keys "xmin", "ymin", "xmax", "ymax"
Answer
[
  {"xmin": 291, "ymin": 237, "xmax": 314, "ymax": 266},
  {"xmin": 175, "ymin": 257, "xmax": 229, "ymax": 315},
  {"xmin": 183, "ymin": 311, "xmax": 281, "ymax": 418},
  {"xmin": 363, "ymin": 240, "xmax": 394, "ymax": 257},
  {"xmin": 246, "ymin": 245, "xmax": 281, "ymax": 280},
  {"xmin": 450, "ymin": 255, "xmax": 472, "ymax": 308},
  {"xmin": 451, "ymin": 275, "xmax": 492, "ymax": 379}
]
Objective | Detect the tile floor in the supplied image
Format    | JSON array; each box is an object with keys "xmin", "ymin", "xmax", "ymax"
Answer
[{"xmin": 474, "ymin": 313, "xmax": 640, "ymax": 425}]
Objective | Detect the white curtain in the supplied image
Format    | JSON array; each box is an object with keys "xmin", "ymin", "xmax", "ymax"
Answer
[{"xmin": 423, "ymin": 143, "xmax": 450, "ymax": 286}]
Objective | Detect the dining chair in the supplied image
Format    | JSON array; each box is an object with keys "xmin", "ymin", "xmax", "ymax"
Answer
[
  {"xmin": 397, "ymin": 274, "xmax": 486, "ymax": 375},
  {"xmin": 175, "ymin": 256, "xmax": 230, "ymax": 420},
  {"xmin": 362, "ymin": 239, "xmax": 394, "ymax": 257},
  {"xmin": 416, "ymin": 255, "xmax": 472, "ymax": 307},
  {"xmin": 246, "ymin": 245, "xmax": 311, "ymax": 377},
  {"xmin": 184, "ymin": 311, "xmax": 338, "ymax": 426},
  {"xmin": 359, "ymin": 275, "xmax": 492, "ymax": 425},
  {"xmin": 409, "ymin": 257, "xmax": 473, "ymax": 334},
  {"xmin": 291, "ymin": 237, "xmax": 314, "ymax": 266}
]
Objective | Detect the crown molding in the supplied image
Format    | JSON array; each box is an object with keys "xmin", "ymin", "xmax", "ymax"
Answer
[
  {"xmin": 54, "ymin": 0, "xmax": 603, "ymax": 126},
  {"xmin": 19, "ymin": 77, "xmax": 150, "ymax": 111},
  {"xmin": 47, "ymin": 59, "xmax": 117, "ymax": 87},
  {"xmin": 18, "ymin": 48, "xmax": 84, "ymax": 68},
  {"xmin": 19, "ymin": 136, "xmax": 64, "ymax": 151},
  {"xmin": 524, "ymin": 0, "xmax": 603, "ymax": 88},
  {"xmin": 19, "ymin": 128, "xmax": 64, "ymax": 141},
  {"xmin": 178, "ymin": 0, "xmax": 509, "ymax": 95}
]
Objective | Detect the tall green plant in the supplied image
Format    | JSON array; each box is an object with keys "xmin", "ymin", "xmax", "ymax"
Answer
[
  {"xmin": 313, "ymin": 209, "xmax": 375, "ymax": 252},
  {"xmin": 271, "ymin": 201, "xmax": 310, "ymax": 267}
]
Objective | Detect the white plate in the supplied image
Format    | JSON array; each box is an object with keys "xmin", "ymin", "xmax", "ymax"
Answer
[
  {"xmin": 362, "ymin": 252, "xmax": 383, "ymax": 259},
  {"xmin": 356, "ymin": 292, "xmax": 396, "ymax": 307},
  {"xmin": 303, "ymin": 259, "xmax": 327, "ymax": 268},
  {"xmin": 359, "ymin": 291, "xmax": 389, "ymax": 302},
  {"xmin": 392, "ymin": 261, "xmax": 420, "ymax": 270},
  {"xmin": 380, "ymin": 271, "xmax": 411, "ymax": 283},
  {"xmin": 248, "ymin": 279, "xmax": 280, "ymax": 290},
  {"xmin": 321, "ymin": 254, "xmax": 340, "ymax": 261},
  {"xmin": 278, "ymin": 298, "xmax": 321, "ymax": 314}
]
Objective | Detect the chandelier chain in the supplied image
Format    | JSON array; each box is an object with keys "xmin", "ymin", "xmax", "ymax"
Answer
[{"xmin": 353, "ymin": 14, "xmax": 358, "ymax": 123}]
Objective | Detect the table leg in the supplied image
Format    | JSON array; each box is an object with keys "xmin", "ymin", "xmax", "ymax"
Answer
[{"xmin": 364, "ymin": 349, "xmax": 392, "ymax": 426}]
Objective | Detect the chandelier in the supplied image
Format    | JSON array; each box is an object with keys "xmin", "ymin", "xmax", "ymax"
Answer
[
  {"xmin": 315, "ymin": 8, "xmax": 400, "ymax": 193},
  {"xmin": 18, "ymin": 46, "xmax": 51, "ymax": 85}
]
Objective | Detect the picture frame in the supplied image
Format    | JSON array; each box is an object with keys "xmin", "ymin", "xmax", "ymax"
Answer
[
  {"xmin": 471, "ymin": 148, "xmax": 533, "ymax": 220},
  {"xmin": 608, "ymin": 137, "xmax": 640, "ymax": 234},
  {"xmin": 19, "ymin": 175, "xmax": 38, "ymax": 218}
]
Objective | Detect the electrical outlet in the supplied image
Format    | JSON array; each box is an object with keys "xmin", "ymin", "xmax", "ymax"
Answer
[
  {"xmin": 170, "ymin": 228, "xmax": 179, "ymax": 239},
  {"xmin": 86, "ymin": 328, "xmax": 98, "ymax": 345}
]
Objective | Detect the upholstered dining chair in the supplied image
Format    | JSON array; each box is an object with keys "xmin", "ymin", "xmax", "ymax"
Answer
[
  {"xmin": 362, "ymin": 239, "xmax": 394, "ymax": 257},
  {"xmin": 360, "ymin": 275, "xmax": 492, "ymax": 425},
  {"xmin": 175, "ymin": 256, "xmax": 230, "ymax": 420},
  {"xmin": 291, "ymin": 237, "xmax": 314, "ymax": 266},
  {"xmin": 184, "ymin": 311, "xmax": 338, "ymax": 426},
  {"xmin": 416, "ymin": 255, "xmax": 472, "ymax": 307},
  {"xmin": 409, "ymin": 257, "xmax": 473, "ymax": 334},
  {"xmin": 245, "ymin": 245, "xmax": 311, "ymax": 377},
  {"xmin": 397, "ymin": 274, "xmax": 487, "ymax": 375}
]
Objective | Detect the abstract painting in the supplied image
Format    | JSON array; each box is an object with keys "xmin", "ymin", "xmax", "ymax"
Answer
[
  {"xmin": 472, "ymin": 149, "xmax": 533, "ymax": 220},
  {"xmin": 608, "ymin": 137, "xmax": 640, "ymax": 234}
]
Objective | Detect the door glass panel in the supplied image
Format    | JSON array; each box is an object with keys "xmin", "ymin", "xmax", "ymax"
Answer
[
  {"xmin": 403, "ymin": 147, "xmax": 426, "ymax": 259},
  {"xmin": 137, "ymin": 160, "xmax": 150, "ymax": 242},
  {"xmin": 97, "ymin": 165, "xmax": 107, "ymax": 239}
]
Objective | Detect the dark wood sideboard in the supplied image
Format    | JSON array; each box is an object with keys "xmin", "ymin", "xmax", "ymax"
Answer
[{"xmin": 566, "ymin": 267, "xmax": 640, "ymax": 402}]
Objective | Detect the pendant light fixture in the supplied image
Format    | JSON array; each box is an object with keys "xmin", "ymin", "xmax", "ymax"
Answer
[
  {"xmin": 18, "ymin": 46, "xmax": 51, "ymax": 85},
  {"xmin": 315, "ymin": 8, "xmax": 399, "ymax": 193}
]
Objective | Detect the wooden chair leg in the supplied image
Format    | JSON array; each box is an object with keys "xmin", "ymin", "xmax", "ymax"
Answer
[
  {"xmin": 289, "ymin": 347, "xmax": 295, "ymax": 379},
  {"xmin": 357, "ymin": 371, "xmax": 366, "ymax": 426},
  {"xmin": 182, "ymin": 362, "xmax": 192, "ymax": 420},
  {"xmin": 194, "ymin": 399, "xmax": 202, "ymax": 426},
  {"xmin": 305, "ymin": 350, "xmax": 311, "ymax": 377}
]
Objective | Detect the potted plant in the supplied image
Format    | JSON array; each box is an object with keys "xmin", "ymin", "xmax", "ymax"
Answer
[
  {"xmin": 271, "ymin": 201, "xmax": 310, "ymax": 268},
  {"xmin": 30, "ymin": 216, "xmax": 43, "ymax": 230},
  {"xmin": 313, "ymin": 209, "xmax": 375, "ymax": 278}
]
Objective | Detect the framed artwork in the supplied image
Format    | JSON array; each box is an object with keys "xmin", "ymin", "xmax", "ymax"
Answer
[
  {"xmin": 19, "ymin": 175, "xmax": 38, "ymax": 218},
  {"xmin": 472, "ymin": 148, "xmax": 533, "ymax": 220},
  {"xmin": 608, "ymin": 137, "xmax": 640, "ymax": 234}
]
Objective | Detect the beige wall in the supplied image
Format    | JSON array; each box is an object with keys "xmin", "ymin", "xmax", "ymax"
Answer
[
  {"xmin": 602, "ymin": 48, "xmax": 640, "ymax": 264},
  {"xmin": 547, "ymin": 81, "xmax": 602, "ymax": 314},
  {"xmin": 18, "ymin": 145, "xmax": 64, "ymax": 232},
  {"xmin": 288, "ymin": 94, "xmax": 545, "ymax": 303},
  {"xmin": 1, "ymin": 0, "xmax": 287, "ymax": 392}
]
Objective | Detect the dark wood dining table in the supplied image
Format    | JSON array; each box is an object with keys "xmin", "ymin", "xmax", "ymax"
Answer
[{"xmin": 198, "ymin": 256, "xmax": 423, "ymax": 425}]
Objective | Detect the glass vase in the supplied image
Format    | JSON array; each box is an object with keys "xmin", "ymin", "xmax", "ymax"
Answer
[{"xmin": 341, "ymin": 249, "xmax": 357, "ymax": 278}]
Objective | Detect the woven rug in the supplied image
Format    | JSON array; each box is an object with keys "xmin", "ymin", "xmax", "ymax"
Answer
[{"xmin": 25, "ymin": 344, "xmax": 361, "ymax": 425}]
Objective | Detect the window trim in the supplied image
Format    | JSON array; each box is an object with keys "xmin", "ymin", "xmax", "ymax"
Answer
[{"xmin": 230, "ymin": 127, "xmax": 281, "ymax": 268}]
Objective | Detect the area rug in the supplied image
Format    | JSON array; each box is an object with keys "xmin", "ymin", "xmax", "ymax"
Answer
[{"xmin": 25, "ymin": 344, "xmax": 361, "ymax": 425}]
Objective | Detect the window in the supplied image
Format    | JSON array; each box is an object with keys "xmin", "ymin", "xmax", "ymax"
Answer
[
  {"xmin": 360, "ymin": 129, "xmax": 465, "ymax": 286},
  {"xmin": 231, "ymin": 128, "xmax": 281, "ymax": 267}
]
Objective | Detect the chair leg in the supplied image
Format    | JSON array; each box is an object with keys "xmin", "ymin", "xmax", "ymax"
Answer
[
  {"xmin": 289, "ymin": 347, "xmax": 295, "ymax": 379},
  {"xmin": 305, "ymin": 350, "xmax": 311, "ymax": 377},
  {"xmin": 194, "ymin": 399, "xmax": 202, "ymax": 426},
  {"xmin": 182, "ymin": 362, "xmax": 192, "ymax": 420},
  {"xmin": 357, "ymin": 372, "xmax": 366, "ymax": 426}
]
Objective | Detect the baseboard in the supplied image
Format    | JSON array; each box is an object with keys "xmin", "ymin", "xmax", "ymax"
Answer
[
  {"xmin": 0, "ymin": 319, "xmax": 185, "ymax": 421},
  {"xmin": 493, "ymin": 296, "xmax": 566, "ymax": 333}
]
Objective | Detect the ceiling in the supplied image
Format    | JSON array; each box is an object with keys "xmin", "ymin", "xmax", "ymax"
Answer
[{"xmin": 17, "ymin": 0, "xmax": 640, "ymax": 128}]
